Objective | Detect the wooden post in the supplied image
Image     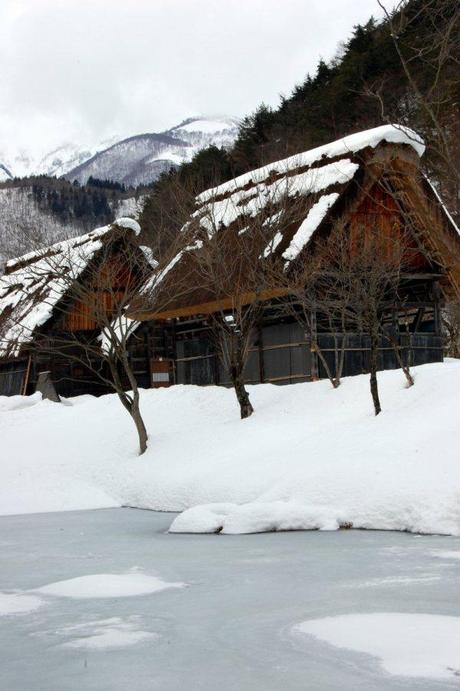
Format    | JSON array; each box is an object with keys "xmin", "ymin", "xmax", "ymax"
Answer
[
  {"xmin": 310, "ymin": 309, "xmax": 319, "ymax": 381},
  {"xmin": 21, "ymin": 354, "xmax": 32, "ymax": 396},
  {"xmin": 257, "ymin": 319, "xmax": 265, "ymax": 384}
]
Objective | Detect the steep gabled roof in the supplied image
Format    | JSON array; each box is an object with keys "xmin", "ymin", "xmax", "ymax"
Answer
[
  {"xmin": 0, "ymin": 218, "xmax": 141, "ymax": 359},
  {"xmin": 134, "ymin": 124, "xmax": 456, "ymax": 320},
  {"xmin": 197, "ymin": 124, "xmax": 425, "ymax": 203}
]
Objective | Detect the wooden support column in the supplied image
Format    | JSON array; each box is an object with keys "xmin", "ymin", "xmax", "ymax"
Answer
[
  {"xmin": 257, "ymin": 320, "xmax": 265, "ymax": 384},
  {"xmin": 433, "ymin": 281, "xmax": 442, "ymax": 336},
  {"xmin": 22, "ymin": 354, "xmax": 32, "ymax": 396},
  {"xmin": 310, "ymin": 309, "xmax": 319, "ymax": 381}
]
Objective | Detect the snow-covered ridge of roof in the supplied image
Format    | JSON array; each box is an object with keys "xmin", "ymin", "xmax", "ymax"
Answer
[
  {"xmin": 5, "ymin": 225, "xmax": 111, "ymax": 274},
  {"xmin": 197, "ymin": 124, "xmax": 425, "ymax": 204},
  {"xmin": 5, "ymin": 217, "xmax": 140, "ymax": 274},
  {"xmin": 113, "ymin": 217, "xmax": 141, "ymax": 235}
]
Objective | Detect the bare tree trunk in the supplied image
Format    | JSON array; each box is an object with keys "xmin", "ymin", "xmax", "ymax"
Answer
[
  {"xmin": 125, "ymin": 360, "xmax": 148, "ymax": 456},
  {"xmin": 336, "ymin": 333, "xmax": 347, "ymax": 385},
  {"xmin": 110, "ymin": 359, "xmax": 148, "ymax": 456},
  {"xmin": 230, "ymin": 365, "xmax": 254, "ymax": 419},
  {"xmin": 115, "ymin": 391, "xmax": 148, "ymax": 456},
  {"xmin": 131, "ymin": 400, "xmax": 148, "ymax": 455},
  {"xmin": 369, "ymin": 326, "xmax": 382, "ymax": 416},
  {"xmin": 383, "ymin": 332, "xmax": 415, "ymax": 387},
  {"xmin": 311, "ymin": 340, "xmax": 340, "ymax": 388}
]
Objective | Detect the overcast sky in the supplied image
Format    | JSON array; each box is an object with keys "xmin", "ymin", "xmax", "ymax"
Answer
[{"xmin": 0, "ymin": 0, "xmax": 387, "ymax": 156}]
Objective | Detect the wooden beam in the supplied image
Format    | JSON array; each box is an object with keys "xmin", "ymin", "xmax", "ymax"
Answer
[{"xmin": 129, "ymin": 288, "xmax": 290, "ymax": 321}]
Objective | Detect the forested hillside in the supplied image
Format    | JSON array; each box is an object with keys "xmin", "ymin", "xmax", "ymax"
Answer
[
  {"xmin": 140, "ymin": 0, "xmax": 459, "ymax": 249},
  {"xmin": 0, "ymin": 176, "xmax": 144, "ymax": 262}
]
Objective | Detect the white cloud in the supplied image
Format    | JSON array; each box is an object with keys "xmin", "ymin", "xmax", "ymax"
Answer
[{"xmin": 0, "ymin": 0, "xmax": 385, "ymax": 155}]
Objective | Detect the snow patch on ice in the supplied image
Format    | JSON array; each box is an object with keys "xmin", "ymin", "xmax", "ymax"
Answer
[
  {"xmin": 35, "ymin": 571, "xmax": 185, "ymax": 599},
  {"xmin": 59, "ymin": 617, "xmax": 157, "ymax": 650},
  {"xmin": 431, "ymin": 550, "xmax": 460, "ymax": 561},
  {"xmin": 350, "ymin": 575, "xmax": 441, "ymax": 588},
  {"xmin": 294, "ymin": 613, "xmax": 460, "ymax": 679},
  {"xmin": 0, "ymin": 592, "xmax": 44, "ymax": 616}
]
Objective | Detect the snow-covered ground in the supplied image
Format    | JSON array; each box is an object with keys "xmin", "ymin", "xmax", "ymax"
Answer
[
  {"xmin": 1, "ymin": 360, "xmax": 460, "ymax": 536},
  {"xmin": 1, "ymin": 509, "xmax": 459, "ymax": 690}
]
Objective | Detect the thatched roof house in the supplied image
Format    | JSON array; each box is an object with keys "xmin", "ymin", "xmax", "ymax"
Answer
[
  {"xmin": 132, "ymin": 124, "xmax": 460, "ymax": 322},
  {"xmin": 127, "ymin": 124, "xmax": 459, "ymax": 388},
  {"xmin": 0, "ymin": 217, "xmax": 150, "ymax": 395}
]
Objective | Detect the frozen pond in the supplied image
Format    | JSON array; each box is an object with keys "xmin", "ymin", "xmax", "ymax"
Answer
[{"xmin": 1, "ymin": 508, "xmax": 459, "ymax": 690}]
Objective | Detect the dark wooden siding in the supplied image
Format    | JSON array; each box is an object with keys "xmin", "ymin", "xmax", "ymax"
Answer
[{"xmin": 0, "ymin": 359, "xmax": 28, "ymax": 396}]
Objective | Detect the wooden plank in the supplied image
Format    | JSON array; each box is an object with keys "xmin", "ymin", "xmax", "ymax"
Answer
[{"xmin": 128, "ymin": 288, "xmax": 290, "ymax": 321}]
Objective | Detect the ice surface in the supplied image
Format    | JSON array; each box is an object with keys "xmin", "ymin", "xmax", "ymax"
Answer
[
  {"xmin": 36, "ymin": 572, "xmax": 185, "ymax": 598},
  {"xmin": 1, "ymin": 509, "xmax": 459, "ymax": 691},
  {"xmin": 431, "ymin": 550, "xmax": 460, "ymax": 560},
  {"xmin": 294, "ymin": 613, "xmax": 460, "ymax": 679}
]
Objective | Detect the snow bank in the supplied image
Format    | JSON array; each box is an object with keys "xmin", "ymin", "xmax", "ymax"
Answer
[
  {"xmin": 294, "ymin": 613, "xmax": 460, "ymax": 680},
  {"xmin": 36, "ymin": 572, "xmax": 185, "ymax": 599},
  {"xmin": 0, "ymin": 391, "xmax": 42, "ymax": 412},
  {"xmin": 1, "ymin": 360, "xmax": 460, "ymax": 536},
  {"xmin": 169, "ymin": 501, "xmax": 343, "ymax": 534}
]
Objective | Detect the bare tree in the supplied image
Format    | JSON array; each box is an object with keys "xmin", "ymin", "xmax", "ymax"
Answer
[
  {"xmin": 282, "ymin": 239, "xmax": 349, "ymax": 389},
  {"xmin": 277, "ymin": 212, "xmax": 418, "ymax": 396},
  {"xmin": 194, "ymin": 199, "xmax": 281, "ymax": 418},
  {"xmin": 442, "ymin": 300, "xmax": 460, "ymax": 358},
  {"xmin": 375, "ymin": 0, "xmax": 460, "ymax": 214}
]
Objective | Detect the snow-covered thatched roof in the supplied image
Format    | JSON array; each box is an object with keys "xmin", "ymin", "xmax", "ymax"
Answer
[
  {"xmin": 197, "ymin": 124, "xmax": 425, "ymax": 204},
  {"xmin": 135, "ymin": 124, "xmax": 440, "ymax": 319},
  {"xmin": 191, "ymin": 125, "xmax": 426, "ymax": 264},
  {"xmin": 0, "ymin": 218, "xmax": 141, "ymax": 359}
]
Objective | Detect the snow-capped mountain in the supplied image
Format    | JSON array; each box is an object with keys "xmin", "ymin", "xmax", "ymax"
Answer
[
  {"xmin": 0, "ymin": 116, "xmax": 239, "ymax": 186},
  {"xmin": 0, "ymin": 116, "xmax": 239, "ymax": 261},
  {"xmin": 165, "ymin": 116, "xmax": 239, "ymax": 153},
  {"xmin": 64, "ymin": 116, "xmax": 239, "ymax": 187},
  {"xmin": 0, "ymin": 136, "xmax": 120, "ymax": 180},
  {"xmin": 65, "ymin": 132, "xmax": 191, "ymax": 187}
]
